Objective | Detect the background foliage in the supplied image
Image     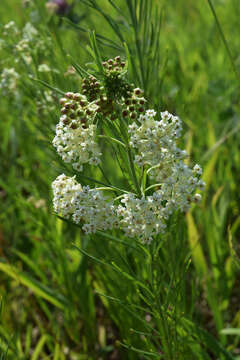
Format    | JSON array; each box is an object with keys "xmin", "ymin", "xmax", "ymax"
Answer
[{"xmin": 0, "ymin": 0, "xmax": 240, "ymax": 359}]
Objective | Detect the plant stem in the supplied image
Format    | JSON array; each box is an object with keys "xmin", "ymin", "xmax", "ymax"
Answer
[
  {"xmin": 127, "ymin": 146, "xmax": 142, "ymax": 197},
  {"xmin": 207, "ymin": 0, "xmax": 238, "ymax": 80}
]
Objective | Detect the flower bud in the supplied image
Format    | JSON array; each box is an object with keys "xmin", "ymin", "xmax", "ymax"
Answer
[
  {"xmin": 134, "ymin": 88, "xmax": 142, "ymax": 96},
  {"xmin": 70, "ymin": 120, "xmax": 78, "ymax": 129},
  {"xmin": 70, "ymin": 103, "xmax": 77, "ymax": 110},
  {"xmin": 64, "ymin": 102, "xmax": 71, "ymax": 109},
  {"xmin": 125, "ymin": 99, "xmax": 131, "ymax": 106},
  {"xmin": 77, "ymin": 109, "xmax": 85, "ymax": 117},
  {"xmin": 61, "ymin": 107, "xmax": 68, "ymax": 114},
  {"xmin": 86, "ymin": 109, "xmax": 92, "ymax": 115},
  {"xmin": 65, "ymin": 92, "xmax": 74, "ymax": 99},
  {"xmin": 59, "ymin": 97, "xmax": 67, "ymax": 105},
  {"xmin": 73, "ymin": 93, "xmax": 81, "ymax": 101}
]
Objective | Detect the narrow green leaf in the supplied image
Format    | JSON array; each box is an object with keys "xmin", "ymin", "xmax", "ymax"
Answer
[
  {"xmin": 0, "ymin": 262, "xmax": 67, "ymax": 310},
  {"xmin": 33, "ymin": 78, "xmax": 65, "ymax": 96},
  {"xmin": 220, "ymin": 328, "xmax": 240, "ymax": 336},
  {"xmin": 31, "ymin": 335, "xmax": 48, "ymax": 360},
  {"xmin": 186, "ymin": 212, "xmax": 208, "ymax": 276}
]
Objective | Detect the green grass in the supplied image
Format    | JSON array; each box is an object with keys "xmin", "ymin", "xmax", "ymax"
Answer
[{"xmin": 0, "ymin": 0, "xmax": 240, "ymax": 359}]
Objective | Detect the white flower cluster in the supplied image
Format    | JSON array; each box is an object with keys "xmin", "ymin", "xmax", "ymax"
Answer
[
  {"xmin": 129, "ymin": 110, "xmax": 204, "ymax": 192},
  {"xmin": 2, "ymin": 21, "xmax": 50, "ymax": 65},
  {"xmin": 125, "ymin": 109, "xmax": 204, "ymax": 241},
  {"xmin": 53, "ymin": 93, "xmax": 101, "ymax": 172},
  {"xmin": 0, "ymin": 68, "xmax": 19, "ymax": 95},
  {"xmin": 16, "ymin": 23, "xmax": 49, "ymax": 64},
  {"xmin": 2, "ymin": 21, "xmax": 19, "ymax": 36},
  {"xmin": 117, "ymin": 174, "xmax": 204, "ymax": 243},
  {"xmin": 117, "ymin": 193, "xmax": 167, "ymax": 243},
  {"xmin": 52, "ymin": 174, "xmax": 118, "ymax": 234},
  {"xmin": 129, "ymin": 110, "xmax": 186, "ymax": 178},
  {"xmin": 52, "ymin": 98, "xmax": 204, "ymax": 243}
]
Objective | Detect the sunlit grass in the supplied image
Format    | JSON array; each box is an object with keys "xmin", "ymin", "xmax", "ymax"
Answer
[{"xmin": 0, "ymin": 0, "xmax": 240, "ymax": 359}]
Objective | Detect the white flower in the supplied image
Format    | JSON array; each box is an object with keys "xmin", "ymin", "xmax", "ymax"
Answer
[
  {"xmin": 22, "ymin": 23, "xmax": 38, "ymax": 41},
  {"xmin": 38, "ymin": 64, "xmax": 51, "ymax": 72},
  {"xmin": 117, "ymin": 193, "xmax": 169, "ymax": 243},
  {"xmin": 194, "ymin": 193, "xmax": 202, "ymax": 203},
  {"xmin": 146, "ymin": 109, "xmax": 156, "ymax": 118},
  {"xmin": 127, "ymin": 109, "xmax": 204, "ymax": 230},
  {"xmin": 3, "ymin": 21, "xmax": 19, "ymax": 36},
  {"xmin": 52, "ymin": 95, "xmax": 204, "ymax": 243},
  {"xmin": 52, "ymin": 175, "xmax": 117, "ymax": 233},
  {"xmin": 0, "ymin": 68, "xmax": 19, "ymax": 95},
  {"xmin": 193, "ymin": 164, "xmax": 202, "ymax": 175}
]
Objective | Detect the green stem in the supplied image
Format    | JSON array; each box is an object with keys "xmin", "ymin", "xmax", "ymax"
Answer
[
  {"xmin": 97, "ymin": 135, "xmax": 126, "ymax": 148},
  {"xmin": 150, "ymin": 242, "xmax": 173, "ymax": 360},
  {"xmin": 207, "ymin": 0, "xmax": 238, "ymax": 80},
  {"xmin": 126, "ymin": 0, "xmax": 146, "ymax": 89},
  {"xmin": 127, "ymin": 146, "xmax": 142, "ymax": 197}
]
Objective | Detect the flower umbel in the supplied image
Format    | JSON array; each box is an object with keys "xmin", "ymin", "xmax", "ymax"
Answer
[
  {"xmin": 52, "ymin": 57, "xmax": 204, "ymax": 243},
  {"xmin": 52, "ymin": 174, "xmax": 118, "ymax": 234},
  {"xmin": 53, "ymin": 93, "xmax": 101, "ymax": 171}
]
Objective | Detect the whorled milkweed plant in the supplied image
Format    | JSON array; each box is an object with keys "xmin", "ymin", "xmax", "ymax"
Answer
[
  {"xmin": 52, "ymin": 56, "xmax": 205, "ymax": 244},
  {"xmin": 50, "ymin": 50, "xmax": 206, "ymax": 359}
]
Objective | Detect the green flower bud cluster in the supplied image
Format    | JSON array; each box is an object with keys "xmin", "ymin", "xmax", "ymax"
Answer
[
  {"xmin": 121, "ymin": 88, "xmax": 146, "ymax": 120},
  {"xmin": 81, "ymin": 56, "xmax": 146, "ymax": 122},
  {"xmin": 81, "ymin": 76, "xmax": 101, "ymax": 102},
  {"xmin": 59, "ymin": 92, "xmax": 97, "ymax": 129},
  {"xmin": 102, "ymin": 57, "xmax": 131, "ymax": 101}
]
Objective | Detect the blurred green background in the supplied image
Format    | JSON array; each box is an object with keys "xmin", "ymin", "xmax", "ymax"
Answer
[{"xmin": 0, "ymin": 0, "xmax": 240, "ymax": 359}]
